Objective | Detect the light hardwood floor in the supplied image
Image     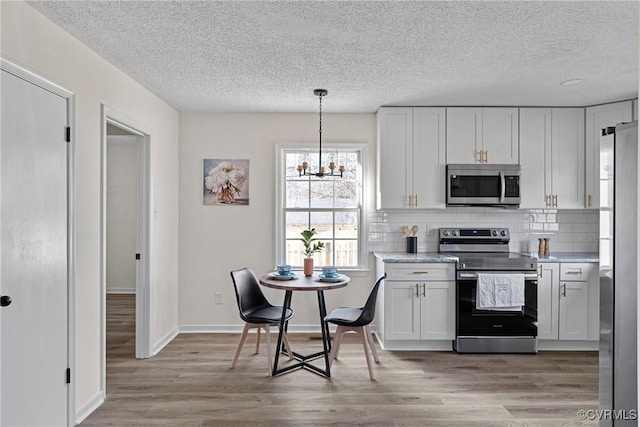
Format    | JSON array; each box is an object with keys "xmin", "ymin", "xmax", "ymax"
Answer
[{"xmin": 82, "ymin": 294, "xmax": 598, "ymax": 426}]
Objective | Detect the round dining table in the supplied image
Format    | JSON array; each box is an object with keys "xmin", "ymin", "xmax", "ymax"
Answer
[{"xmin": 259, "ymin": 272, "xmax": 350, "ymax": 377}]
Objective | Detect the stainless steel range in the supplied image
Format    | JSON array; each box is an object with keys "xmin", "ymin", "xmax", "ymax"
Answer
[{"xmin": 439, "ymin": 228, "xmax": 538, "ymax": 354}]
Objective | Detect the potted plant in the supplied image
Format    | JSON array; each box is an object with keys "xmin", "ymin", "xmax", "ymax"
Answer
[{"xmin": 301, "ymin": 228, "xmax": 325, "ymax": 276}]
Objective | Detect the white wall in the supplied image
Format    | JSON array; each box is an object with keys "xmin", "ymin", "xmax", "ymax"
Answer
[
  {"xmin": 178, "ymin": 113, "xmax": 378, "ymax": 330},
  {"xmin": 106, "ymin": 137, "xmax": 137, "ymax": 293},
  {"xmin": 1, "ymin": 1, "xmax": 180, "ymax": 418}
]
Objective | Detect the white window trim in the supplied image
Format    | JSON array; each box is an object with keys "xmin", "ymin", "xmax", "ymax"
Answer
[{"xmin": 275, "ymin": 142, "xmax": 368, "ymax": 273}]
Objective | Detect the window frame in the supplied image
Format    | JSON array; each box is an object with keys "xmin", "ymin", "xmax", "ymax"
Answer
[{"xmin": 275, "ymin": 142, "xmax": 368, "ymax": 272}]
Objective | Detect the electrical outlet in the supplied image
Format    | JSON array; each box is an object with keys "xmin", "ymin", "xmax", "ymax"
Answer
[{"xmin": 215, "ymin": 292, "xmax": 223, "ymax": 304}]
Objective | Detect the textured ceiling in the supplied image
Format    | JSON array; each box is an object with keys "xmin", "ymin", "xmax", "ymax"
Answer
[{"xmin": 28, "ymin": 1, "xmax": 639, "ymax": 113}]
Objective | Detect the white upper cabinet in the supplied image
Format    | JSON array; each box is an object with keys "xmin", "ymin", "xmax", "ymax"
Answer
[
  {"xmin": 519, "ymin": 108, "xmax": 551, "ymax": 209},
  {"xmin": 377, "ymin": 107, "xmax": 412, "ymax": 209},
  {"xmin": 446, "ymin": 107, "xmax": 519, "ymax": 164},
  {"xmin": 482, "ymin": 108, "xmax": 520, "ymax": 164},
  {"xmin": 376, "ymin": 107, "xmax": 446, "ymax": 209},
  {"xmin": 413, "ymin": 108, "xmax": 446, "ymax": 209},
  {"xmin": 446, "ymin": 108, "xmax": 481, "ymax": 164},
  {"xmin": 585, "ymin": 101, "xmax": 633, "ymax": 208},
  {"xmin": 520, "ymin": 108, "xmax": 584, "ymax": 209},
  {"xmin": 551, "ymin": 108, "xmax": 585, "ymax": 209}
]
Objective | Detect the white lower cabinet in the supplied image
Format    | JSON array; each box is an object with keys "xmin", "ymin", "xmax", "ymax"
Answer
[
  {"xmin": 558, "ymin": 280, "xmax": 588, "ymax": 340},
  {"xmin": 536, "ymin": 263, "xmax": 559, "ymax": 340},
  {"xmin": 537, "ymin": 262, "xmax": 599, "ymax": 344},
  {"xmin": 384, "ymin": 280, "xmax": 455, "ymax": 340},
  {"xmin": 376, "ymin": 261, "xmax": 455, "ymax": 349}
]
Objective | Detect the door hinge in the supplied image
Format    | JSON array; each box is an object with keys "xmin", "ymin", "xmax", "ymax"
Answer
[
  {"xmin": 66, "ymin": 368, "xmax": 71, "ymax": 384},
  {"xmin": 66, "ymin": 127, "xmax": 71, "ymax": 142},
  {"xmin": 135, "ymin": 253, "xmax": 141, "ymax": 260}
]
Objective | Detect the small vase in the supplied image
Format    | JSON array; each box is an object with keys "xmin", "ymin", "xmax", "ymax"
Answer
[
  {"xmin": 217, "ymin": 187, "xmax": 236, "ymax": 204},
  {"xmin": 303, "ymin": 258, "xmax": 314, "ymax": 276}
]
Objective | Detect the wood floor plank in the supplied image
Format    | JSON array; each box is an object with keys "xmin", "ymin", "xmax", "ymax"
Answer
[{"xmin": 80, "ymin": 294, "xmax": 598, "ymax": 426}]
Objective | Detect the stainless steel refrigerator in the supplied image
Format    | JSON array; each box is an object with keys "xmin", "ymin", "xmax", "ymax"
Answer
[{"xmin": 600, "ymin": 121, "xmax": 638, "ymax": 426}]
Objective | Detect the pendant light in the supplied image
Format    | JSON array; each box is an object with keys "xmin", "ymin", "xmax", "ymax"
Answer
[{"xmin": 297, "ymin": 89, "xmax": 345, "ymax": 178}]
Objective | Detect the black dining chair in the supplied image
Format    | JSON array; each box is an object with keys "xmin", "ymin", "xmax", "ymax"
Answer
[
  {"xmin": 324, "ymin": 273, "xmax": 386, "ymax": 380},
  {"xmin": 230, "ymin": 267, "xmax": 294, "ymax": 373}
]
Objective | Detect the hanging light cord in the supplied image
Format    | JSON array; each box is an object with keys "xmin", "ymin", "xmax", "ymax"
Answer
[
  {"xmin": 318, "ymin": 91, "xmax": 323, "ymax": 172},
  {"xmin": 296, "ymin": 89, "xmax": 343, "ymax": 178}
]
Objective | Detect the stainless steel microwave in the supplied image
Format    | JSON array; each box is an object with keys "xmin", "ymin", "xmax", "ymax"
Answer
[{"xmin": 446, "ymin": 164, "xmax": 521, "ymax": 208}]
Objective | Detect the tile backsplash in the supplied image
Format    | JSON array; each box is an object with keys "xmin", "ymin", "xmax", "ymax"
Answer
[{"xmin": 368, "ymin": 207, "xmax": 598, "ymax": 254}]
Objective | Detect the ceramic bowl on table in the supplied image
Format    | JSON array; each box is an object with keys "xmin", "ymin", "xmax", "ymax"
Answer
[
  {"xmin": 276, "ymin": 264, "xmax": 291, "ymax": 276},
  {"xmin": 321, "ymin": 266, "xmax": 338, "ymax": 278}
]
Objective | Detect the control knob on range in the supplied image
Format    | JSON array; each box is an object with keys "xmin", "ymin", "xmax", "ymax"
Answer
[
  {"xmin": 443, "ymin": 230, "xmax": 449, "ymax": 236},
  {"xmin": 500, "ymin": 230, "xmax": 507, "ymax": 236},
  {"xmin": 492, "ymin": 230, "xmax": 498, "ymax": 236},
  {"xmin": 452, "ymin": 230, "xmax": 458, "ymax": 236}
]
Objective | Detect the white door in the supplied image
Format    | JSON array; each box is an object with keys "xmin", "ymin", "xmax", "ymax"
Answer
[{"xmin": 1, "ymin": 70, "xmax": 69, "ymax": 426}]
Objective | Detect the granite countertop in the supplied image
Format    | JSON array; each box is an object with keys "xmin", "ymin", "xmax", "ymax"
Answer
[
  {"xmin": 529, "ymin": 252, "xmax": 599, "ymax": 263},
  {"xmin": 373, "ymin": 252, "xmax": 458, "ymax": 263},
  {"xmin": 374, "ymin": 251, "xmax": 599, "ymax": 264}
]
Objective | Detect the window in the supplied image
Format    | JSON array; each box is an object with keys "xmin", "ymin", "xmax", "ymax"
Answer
[{"xmin": 276, "ymin": 144, "xmax": 366, "ymax": 270}]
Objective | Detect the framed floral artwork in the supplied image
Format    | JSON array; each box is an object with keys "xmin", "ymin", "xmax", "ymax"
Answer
[{"xmin": 203, "ymin": 159, "xmax": 249, "ymax": 205}]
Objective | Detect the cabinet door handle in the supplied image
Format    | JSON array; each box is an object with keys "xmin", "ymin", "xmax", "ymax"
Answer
[
  {"xmin": 483, "ymin": 150, "xmax": 488, "ymax": 163},
  {"xmin": 588, "ymin": 194, "xmax": 592, "ymax": 208},
  {"xmin": 477, "ymin": 150, "xmax": 482, "ymax": 163},
  {"xmin": 545, "ymin": 194, "xmax": 550, "ymax": 207},
  {"xmin": 562, "ymin": 283, "xmax": 567, "ymax": 298},
  {"xmin": 553, "ymin": 194, "xmax": 558, "ymax": 207},
  {"xmin": 412, "ymin": 271, "xmax": 429, "ymax": 275},
  {"xmin": 422, "ymin": 283, "xmax": 426, "ymax": 297},
  {"xmin": 414, "ymin": 194, "xmax": 418, "ymax": 208},
  {"xmin": 565, "ymin": 269, "xmax": 583, "ymax": 275},
  {"xmin": 415, "ymin": 283, "xmax": 419, "ymax": 297},
  {"xmin": 407, "ymin": 194, "xmax": 413, "ymax": 207},
  {"xmin": 538, "ymin": 265, "xmax": 543, "ymax": 278}
]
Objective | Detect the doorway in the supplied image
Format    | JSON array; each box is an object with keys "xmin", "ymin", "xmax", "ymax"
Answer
[
  {"xmin": 105, "ymin": 127, "xmax": 139, "ymax": 364},
  {"xmin": 100, "ymin": 106, "xmax": 152, "ymax": 398}
]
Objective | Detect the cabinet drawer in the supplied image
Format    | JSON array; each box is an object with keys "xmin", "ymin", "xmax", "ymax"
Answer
[
  {"xmin": 560, "ymin": 263, "xmax": 592, "ymax": 281},
  {"xmin": 385, "ymin": 263, "xmax": 455, "ymax": 281}
]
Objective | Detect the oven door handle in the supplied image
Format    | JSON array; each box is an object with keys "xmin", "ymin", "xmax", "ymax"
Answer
[
  {"xmin": 457, "ymin": 272, "xmax": 539, "ymax": 280},
  {"xmin": 499, "ymin": 170, "xmax": 505, "ymax": 203}
]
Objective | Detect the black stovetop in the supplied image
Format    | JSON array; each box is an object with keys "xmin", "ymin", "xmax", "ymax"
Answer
[{"xmin": 441, "ymin": 251, "xmax": 538, "ymax": 271}]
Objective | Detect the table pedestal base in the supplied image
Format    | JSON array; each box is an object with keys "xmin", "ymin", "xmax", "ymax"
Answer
[{"xmin": 272, "ymin": 290, "xmax": 332, "ymax": 377}]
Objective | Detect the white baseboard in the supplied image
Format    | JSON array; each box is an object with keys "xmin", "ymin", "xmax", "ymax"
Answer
[
  {"xmin": 75, "ymin": 390, "xmax": 104, "ymax": 425},
  {"xmin": 106, "ymin": 288, "xmax": 136, "ymax": 294},
  {"xmin": 179, "ymin": 324, "xmax": 336, "ymax": 334},
  {"xmin": 153, "ymin": 327, "xmax": 179, "ymax": 356}
]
